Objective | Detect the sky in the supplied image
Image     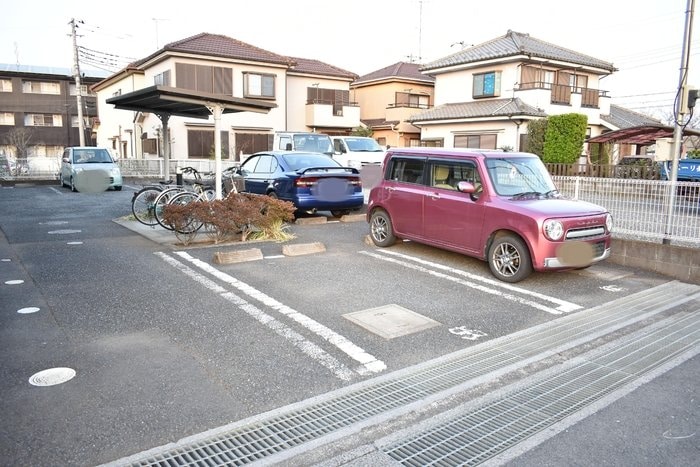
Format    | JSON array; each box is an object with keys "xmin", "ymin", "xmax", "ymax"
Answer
[{"xmin": 1, "ymin": 0, "xmax": 697, "ymax": 120}]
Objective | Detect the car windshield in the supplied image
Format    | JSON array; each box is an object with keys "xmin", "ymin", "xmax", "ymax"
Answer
[
  {"xmin": 485, "ymin": 156, "xmax": 557, "ymax": 197},
  {"xmin": 281, "ymin": 153, "xmax": 342, "ymax": 171},
  {"xmin": 292, "ymin": 135, "xmax": 333, "ymax": 154},
  {"xmin": 345, "ymin": 138, "xmax": 383, "ymax": 152},
  {"xmin": 73, "ymin": 148, "xmax": 113, "ymax": 163}
]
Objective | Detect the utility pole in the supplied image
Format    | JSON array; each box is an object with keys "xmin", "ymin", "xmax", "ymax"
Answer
[
  {"xmin": 70, "ymin": 18, "xmax": 86, "ymax": 146},
  {"xmin": 664, "ymin": 0, "xmax": 695, "ymax": 244}
]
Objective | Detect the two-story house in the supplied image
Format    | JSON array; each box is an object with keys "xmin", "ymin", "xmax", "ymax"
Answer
[
  {"xmin": 408, "ymin": 30, "xmax": 620, "ymax": 155},
  {"xmin": 92, "ymin": 33, "xmax": 360, "ymax": 162},
  {"xmin": 0, "ymin": 64, "xmax": 105, "ymax": 168},
  {"xmin": 350, "ymin": 62, "xmax": 435, "ymax": 148}
]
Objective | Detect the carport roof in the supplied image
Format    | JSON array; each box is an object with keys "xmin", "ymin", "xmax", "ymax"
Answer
[
  {"xmin": 105, "ymin": 85, "xmax": 277, "ymax": 119},
  {"xmin": 586, "ymin": 124, "xmax": 700, "ymax": 145}
]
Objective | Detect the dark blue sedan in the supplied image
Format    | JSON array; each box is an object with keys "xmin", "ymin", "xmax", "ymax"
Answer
[{"xmin": 238, "ymin": 151, "xmax": 364, "ymax": 217}]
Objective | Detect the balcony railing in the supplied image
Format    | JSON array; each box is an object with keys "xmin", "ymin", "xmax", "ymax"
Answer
[{"xmin": 518, "ymin": 82, "xmax": 607, "ymax": 108}]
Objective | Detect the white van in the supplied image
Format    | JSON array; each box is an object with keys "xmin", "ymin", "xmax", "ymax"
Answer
[
  {"xmin": 273, "ymin": 132, "xmax": 334, "ymax": 156},
  {"xmin": 331, "ymin": 136, "xmax": 386, "ymax": 168}
]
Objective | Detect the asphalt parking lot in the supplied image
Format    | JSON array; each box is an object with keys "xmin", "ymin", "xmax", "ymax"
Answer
[{"xmin": 0, "ymin": 182, "xmax": 697, "ymax": 466}]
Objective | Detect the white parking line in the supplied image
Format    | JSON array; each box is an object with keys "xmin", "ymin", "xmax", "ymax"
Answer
[
  {"xmin": 155, "ymin": 252, "xmax": 355, "ymax": 381},
  {"xmin": 374, "ymin": 250, "xmax": 582, "ymax": 313},
  {"xmin": 360, "ymin": 250, "xmax": 576, "ymax": 315},
  {"xmin": 173, "ymin": 251, "xmax": 387, "ymax": 375}
]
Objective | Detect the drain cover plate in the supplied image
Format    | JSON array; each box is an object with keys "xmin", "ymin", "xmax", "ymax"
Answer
[{"xmin": 344, "ymin": 304, "xmax": 440, "ymax": 339}]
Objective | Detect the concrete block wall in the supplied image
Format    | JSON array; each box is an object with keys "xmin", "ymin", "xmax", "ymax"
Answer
[{"xmin": 608, "ymin": 238, "xmax": 700, "ymax": 284}]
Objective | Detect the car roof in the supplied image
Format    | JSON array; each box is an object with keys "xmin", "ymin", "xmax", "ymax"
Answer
[
  {"xmin": 251, "ymin": 151, "xmax": 333, "ymax": 157},
  {"xmin": 385, "ymin": 147, "xmax": 538, "ymax": 159}
]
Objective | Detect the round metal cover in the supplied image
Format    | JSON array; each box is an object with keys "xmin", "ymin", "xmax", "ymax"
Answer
[{"xmin": 29, "ymin": 368, "xmax": 76, "ymax": 387}]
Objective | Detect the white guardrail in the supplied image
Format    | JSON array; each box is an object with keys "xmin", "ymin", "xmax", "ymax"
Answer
[{"xmin": 554, "ymin": 176, "xmax": 700, "ymax": 248}]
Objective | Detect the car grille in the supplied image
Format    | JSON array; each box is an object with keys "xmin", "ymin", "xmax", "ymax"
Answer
[{"xmin": 565, "ymin": 225, "xmax": 605, "ymax": 240}]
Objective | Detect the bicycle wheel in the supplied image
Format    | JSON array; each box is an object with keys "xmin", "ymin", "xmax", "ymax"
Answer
[
  {"xmin": 167, "ymin": 191, "xmax": 204, "ymax": 234},
  {"xmin": 154, "ymin": 187, "xmax": 185, "ymax": 230},
  {"xmin": 131, "ymin": 186, "xmax": 162, "ymax": 226}
]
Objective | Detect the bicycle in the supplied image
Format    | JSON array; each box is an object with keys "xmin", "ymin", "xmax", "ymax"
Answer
[{"xmin": 131, "ymin": 167, "xmax": 213, "ymax": 228}]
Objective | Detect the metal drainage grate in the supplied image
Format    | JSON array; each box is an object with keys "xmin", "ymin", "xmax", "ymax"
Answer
[
  {"xmin": 105, "ymin": 281, "xmax": 700, "ymax": 467},
  {"xmin": 382, "ymin": 310, "xmax": 700, "ymax": 466}
]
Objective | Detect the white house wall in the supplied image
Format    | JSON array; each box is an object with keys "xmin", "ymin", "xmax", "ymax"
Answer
[
  {"xmin": 420, "ymin": 120, "xmax": 520, "ymax": 150},
  {"xmin": 286, "ymin": 76, "xmax": 352, "ymax": 131},
  {"xmin": 95, "ymin": 72, "xmax": 145, "ymax": 158}
]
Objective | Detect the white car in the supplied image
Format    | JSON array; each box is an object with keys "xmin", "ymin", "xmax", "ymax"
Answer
[{"xmin": 60, "ymin": 146, "xmax": 122, "ymax": 192}]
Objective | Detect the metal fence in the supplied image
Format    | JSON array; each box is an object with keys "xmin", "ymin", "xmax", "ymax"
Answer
[{"xmin": 554, "ymin": 176, "xmax": 700, "ymax": 247}]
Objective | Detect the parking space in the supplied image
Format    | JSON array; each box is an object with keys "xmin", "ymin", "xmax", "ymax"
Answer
[{"xmin": 0, "ymin": 184, "xmax": 677, "ymax": 466}]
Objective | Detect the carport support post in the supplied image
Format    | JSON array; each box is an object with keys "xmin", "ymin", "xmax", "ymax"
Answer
[
  {"xmin": 156, "ymin": 113, "xmax": 171, "ymax": 181},
  {"xmin": 207, "ymin": 104, "xmax": 224, "ymax": 199}
]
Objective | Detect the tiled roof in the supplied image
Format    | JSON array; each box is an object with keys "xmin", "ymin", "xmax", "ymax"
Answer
[
  {"xmin": 287, "ymin": 56, "xmax": 358, "ymax": 79},
  {"xmin": 353, "ymin": 62, "xmax": 435, "ymax": 85},
  {"xmin": 421, "ymin": 30, "xmax": 616, "ymax": 73},
  {"xmin": 601, "ymin": 104, "xmax": 662, "ymax": 129},
  {"xmin": 361, "ymin": 118, "xmax": 401, "ymax": 128},
  {"xmin": 137, "ymin": 33, "xmax": 293, "ymax": 67},
  {"xmin": 408, "ymin": 98, "xmax": 547, "ymax": 123}
]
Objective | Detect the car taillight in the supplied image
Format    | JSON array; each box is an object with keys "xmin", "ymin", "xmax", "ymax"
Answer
[
  {"xmin": 349, "ymin": 176, "xmax": 362, "ymax": 187},
  {"xmin": 295, "ymin": 177, "xmax": 318, "ymax": 188}
]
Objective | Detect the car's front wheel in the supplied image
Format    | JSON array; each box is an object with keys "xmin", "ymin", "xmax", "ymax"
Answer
[
  {"xmin": 487, "ymin": 234, "xmax": 532, "ymax": 282},
  {"xmin": 70, "ymin": 176, "xmax": 78, "ymax": 192},
  {"xmin": 369, "ymin": 209, "xmax": 396, "ymax": 247}
]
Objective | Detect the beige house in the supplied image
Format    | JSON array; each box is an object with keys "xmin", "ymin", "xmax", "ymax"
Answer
[
  {"xmin": 350, "ymin": 62, "xmax": 435, "ymax": 148},
  {"xmin": 409, "ymin": 30, "xmax": 624, "ymax": 155},
  {"xmin": 92, "ymin": 33, "xmax": 359, "ymax": 162}
]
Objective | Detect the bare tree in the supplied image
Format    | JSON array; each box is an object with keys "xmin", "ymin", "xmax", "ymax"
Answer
[{"xmin": 3, "ymin": 128, "xmax": 33, "ymax": 168}]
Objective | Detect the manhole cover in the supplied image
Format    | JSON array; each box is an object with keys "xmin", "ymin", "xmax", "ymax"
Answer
[
  {"xmin": 18, "ymin": 307, "xmax": 40, "ymax": 314},
  {"xmin": 29, "ymin": 367, "xmax": 76, "ymax": 386},
  {"xmin": 344, "ymin": 304, "xmax": 440, "ymax": 339},
  {"xmin": 5, "ymin": 280, "xmax": 24, "ymax": 285}
]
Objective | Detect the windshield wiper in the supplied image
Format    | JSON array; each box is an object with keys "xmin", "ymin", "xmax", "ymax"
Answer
[{"xmin": 512, "ymin": 191, "xmax": 544, "ymax": 199}]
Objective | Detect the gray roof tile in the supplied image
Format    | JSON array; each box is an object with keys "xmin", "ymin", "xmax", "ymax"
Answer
[
  {"xmin": 421, "ymin": 30, "xmax": 616, "ymax": 72},
  {"xmin": 408, "ymin": 98, "xmax": 546, "ymax": 122},
  {"xmin": 601, "ymin": 104, "xmax": 662, "ymax": 129}
]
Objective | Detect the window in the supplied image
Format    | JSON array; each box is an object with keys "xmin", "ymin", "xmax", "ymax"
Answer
[
  {"xmin": 244, "ymin": 73, "xmax": 275, "ymax": 98},
  {"xmin": 306, "ymin": 87, "xmax": 350, "ymax": 115},
  {"xmin": 454, "ymin": 134, "xmax": 497, "ymax": 150},
  {"xmin": 235, "ymin": 133, "xmax": 272, "ymax": 159},
  {"xmin": 0, "ymin": 112, "xmax": 14, "ymax": 125},
  {"xmin": 71, "ymin": 116, "xmax": 90, "ymax": 128},
  {"xmin": 176, "ymin": 63, "xmax": 232, "ymax": 95},
  {"xmin": 473, "ymin": 71, "xmax": 501, "ymax": 98},
  {"xmin": 187, "ymin": 129, "xmax": 215, "ymax": 158},
  {"xmin": 25, "ymin": 114, "xmax": 62, "ymax": 127},
  {"xmin": 430, "ymin": 160, "xmax": 481, "ymax": 190},
  {"xmin": 69, "ymin": 84, "xmax": 94, "ymax": 96},
  {"xmin": 394, "ymin": 92, "xmax": 430, "ymax": 109},
  {"xmin": 388, "ymin": 158, "xmax": 426, "ymax": 184},
  {"xmin": 0, "ymin": 79, "xmax": 12, "ymax": 92},
  {"xmin": 22, "ymin": 80, "xmax": 60, "ymax": 95},
  {"xmin": 154, "ymin": 70, "xmax": 171, "ymax": 86}
]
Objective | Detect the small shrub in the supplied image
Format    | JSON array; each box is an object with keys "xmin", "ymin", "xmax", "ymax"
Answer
[{"xmin": 162, "ymin": 193, "xmax": 296, "ymax": 243}]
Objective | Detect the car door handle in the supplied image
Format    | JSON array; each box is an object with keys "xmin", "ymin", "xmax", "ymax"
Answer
[{"xmin": 428, "ymin": 192, "xmax": 440, "ymax": 200}]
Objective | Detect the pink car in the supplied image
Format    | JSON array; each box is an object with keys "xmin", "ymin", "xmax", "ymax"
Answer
[{"xmin": 367, "ymin": 148, "xmax": 612, "ymax": 282}]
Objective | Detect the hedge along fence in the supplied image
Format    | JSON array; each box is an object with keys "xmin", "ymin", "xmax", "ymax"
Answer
[{"xmin": 163, "ymin": 193, "xmax": 297, "ymax": 245}]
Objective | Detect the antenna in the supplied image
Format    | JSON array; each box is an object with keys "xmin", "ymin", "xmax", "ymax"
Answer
[{"xmin": 417, "ymin": 0, "xmax": 423, "ymax": 63}]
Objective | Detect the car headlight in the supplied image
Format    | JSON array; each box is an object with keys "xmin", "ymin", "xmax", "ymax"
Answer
[
  {"xmin": 110, "ymin": 168, "xmax": 121, "ymax": 176},
  {"xmin": 543, "ymin": 219, "xmax": 564, "ymax": 241},
  {"xmin": 606, "ymin": 213, "xmax": 613, "ymax": 233},
  {"xmin": 74, "ymin": 167, "xmax": 83, "ymax": 173}
]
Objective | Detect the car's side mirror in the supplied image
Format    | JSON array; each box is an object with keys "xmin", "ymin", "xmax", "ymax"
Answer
[
  {"xmin": 62, "ymin": 157, "xmax": 70, "ymax": 164},
  {"xmin": 457, "ymin": 181, "xmax": 475, "ymax": 193}
]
